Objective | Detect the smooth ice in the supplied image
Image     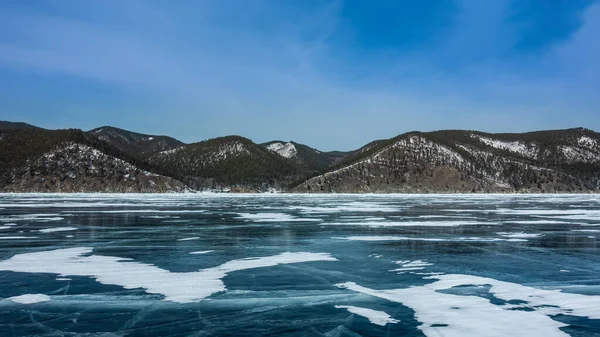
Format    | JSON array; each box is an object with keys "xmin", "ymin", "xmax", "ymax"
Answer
[{"xmin": 0, "ymin": 194, "xmax": 599, "ymax": 336}]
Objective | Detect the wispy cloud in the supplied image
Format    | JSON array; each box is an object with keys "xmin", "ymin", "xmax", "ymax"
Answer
[{"xmin": 0, "ymin": 0, "xmax": 598, "ymax": 150}]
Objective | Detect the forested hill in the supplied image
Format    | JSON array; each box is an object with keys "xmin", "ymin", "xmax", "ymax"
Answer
[
  {"xmin": 149, "ymin": 136, "xmax": 305, "ymax": 191},
  {"xmin": 261, "ymin": 140, "xmax": 349, "ymax": 173},
  {"xmin": 0, "ymin": 127, "xmax": 186, "ymax": 192},
  {"xmin": 89, "ymin": 126, "xmax": 184, "ymax": 158},
  {"xmin": 1, "ymin": 121, "xmax": 599, "ymax": 193},
  {"xmin": 294, "ymin": 128, "xmax": 600, "ymax": 193}
]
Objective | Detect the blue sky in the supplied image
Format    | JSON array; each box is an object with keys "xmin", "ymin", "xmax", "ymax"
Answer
[{"xmin": 0, "ymin": 0, "xmax": 598, "ymax": 150}]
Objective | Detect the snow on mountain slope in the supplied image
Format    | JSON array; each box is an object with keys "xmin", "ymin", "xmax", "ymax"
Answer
[
  {"xmin": 266, "ymin": 142, "xmax": 298, "ymax": 158},
  {"xmin": 294, "ymin": 129, "xmax": 600, "ymax": 193},
  {"xmin": 148, "ymin": 136, "xmax": 302, "ymax": 191},
  {"xmin": 473, "ymin": 135, "xmax": 538, "ymax": 159},
  {"xmin": 4, "ymin": 142, "xmax": 186, "ymax": 192},
  {"xmin": 89, "ymin": 126, "xmax": 184, "ymax": 158}
]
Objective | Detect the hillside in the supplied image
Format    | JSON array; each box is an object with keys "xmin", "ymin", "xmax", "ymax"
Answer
[
  {"xmin": 89, "ymin": 126, "xmax": 184, "ymax": 158},
  {"xmin": 0, "ymin": 121, "xmax": 42, "ymax": 131},
  {"xmin": 293, "ymin": 128, "xmax": 600, "ymax": 193},
  {"xmin": 262, "ymin": 140, "xmax": 349, "ymax": 172},
  {"xmin": 150, "ymin": 136, "xmax": 304, "ymax": 191},
  {"xmin": 0, "ymin": 128, "xmax": 186, "ymax": 192}
]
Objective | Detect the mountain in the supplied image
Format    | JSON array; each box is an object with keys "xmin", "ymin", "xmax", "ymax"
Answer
[
  {"xmin": 150, "ymin": 136, "xmax": 304, "ymax": 191},
  {"xmin": 293, "ymin": 128, "xmax": 600, "ymax": 193},
  {"xmin": 89, "ymin": 126, "xmax": 184, "ymax": 158},
  {"xmin": 262, "ymin": 140, "xmax": 349, "ymax": 172},
  {"xmin": 0, "ymin": 128, "xmax": 186, "ymax": 192},
  {"xmin": 3, "ymin": 120, "xmax": 600, "ymax": 193}
]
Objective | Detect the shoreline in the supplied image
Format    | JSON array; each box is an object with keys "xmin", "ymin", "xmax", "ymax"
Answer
[{"xmin": 0, "ymin": 191, "xmax": 599, "ymax": 196}]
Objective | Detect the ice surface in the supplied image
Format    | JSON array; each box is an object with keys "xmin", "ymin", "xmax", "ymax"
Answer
[
  {"xmin": 7, "ymin": 294, "xmax": 51, "ymax": 304},
  {"xmin": 0, "ymin": 247, "xmax": 337, "ymax": 303},
  {"xmin": 334, "ymin": 305, "xmax": 399, "ymax": 326},
  {"xmin": 1, "ymin": 193, "xmax": 599, "ymax": 335}
]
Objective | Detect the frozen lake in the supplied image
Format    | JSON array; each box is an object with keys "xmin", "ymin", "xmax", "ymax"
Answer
[{"xmin": 0, "ymin": 193, "xmax": 599, "ymax": 336}]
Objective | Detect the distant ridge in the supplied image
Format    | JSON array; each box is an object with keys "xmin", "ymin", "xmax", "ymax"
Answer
[
  {"xmin": 89, "ymin": 126, "xmax": 184, "ymax": 158},
  {"xmin": 1, "ymin": 121, "xmax": 599, "ymax": 193},
  {"xmin": 0, "ymin": 121, "xmax": 42, "ymax": 131}
]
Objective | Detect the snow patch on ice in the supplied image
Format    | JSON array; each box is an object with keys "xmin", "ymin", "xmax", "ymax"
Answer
[
  {"xmin": 38, "ymin": 227, "xmax": 77, "ymax": 233},
  {"xmin": 326, "ymin": 220, "xmax": 491, "ymax": 227},
  {"xmin": 496, "ymin": 232, "xmax": 543, "ymax": 239},
  {"xmin": 291, "ymin": 202, "xmax": 399, "ymax": 213},
  {"xmin": 178, "ymin": 237, "xmax": 199, "ymax": 241},
  {"xmin": 0, "ymin": 236, "xmax": 38, "ymax": 240},
  {"xmin": 334, "ymin": 236, "xmax": 527, "ymax": 242},
  {"xmin": 0, "ymin": 247, "xmax": 337, "ymax": 303},
  {"xmin": 8, "ymin": 294, "xmax": 51, "ymax": 304},
  {"xmin": 334, "ymin": 305, "xmax": 399, "ymax": 326},
  {"xmin": 391, "ymin": 260, "xmax": 433, "ymax": 272},
  {"xmin": 190, "ymin": 250, "xmax": 214, "ymax": 254},
  {"xmin": 237, "ymin": 213, "xmax": 320, "ymax": 222},
  {"xmin": 337, "ymin": 273, "xmax": 600, "ymax": 337},
  {"xmin": 0, "ymin": 214, "xmax": 64, "ymax": 222}
]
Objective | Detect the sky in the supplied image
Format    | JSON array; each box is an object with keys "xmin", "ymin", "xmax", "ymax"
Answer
[{"xmin": 0, "ymin": 0, "xmax": 599, "ymax": 151}]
